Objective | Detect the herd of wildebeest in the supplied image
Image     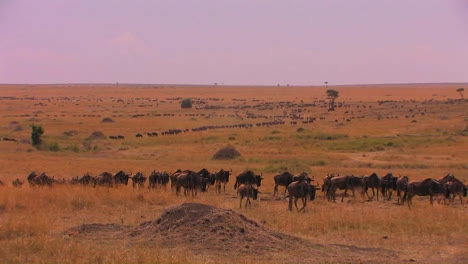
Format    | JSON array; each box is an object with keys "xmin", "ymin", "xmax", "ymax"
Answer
[{"xmin": 2, "ymin": 169, "xmax": 466, "ymax": 211}]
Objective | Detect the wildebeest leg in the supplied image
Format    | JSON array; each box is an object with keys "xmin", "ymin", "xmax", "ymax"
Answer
[
  {"xmin": 283, "ymin": 187, "xmax": 288, "ymax": 196},
  {"xmin": 288, "ymin": 197, "xmax": 293, "ymax": 211},
  {"xmin": 223, "ymin": 182, "xmax": 226, "ymax": 193},
  {"xmin": 301, "ymin": 197, "xmax": 307, "ymax": 212},
  {"xmin": 430, "ymin": 195, "xmax": 434, "ymax": 205},
  {"xmin": 341, "ymin": 188, "xmax": 347, "ymax": 203},
  {"xmin": 239, "ymin": 196, "xmax": 243, "ymax": 208},
  {"xmin": 246, "ymin": 197, "xmax": 251, "ymax": 208},
  {"xmin": 294, "ymin": 198, "xmax": 299, "ymax": 211}
]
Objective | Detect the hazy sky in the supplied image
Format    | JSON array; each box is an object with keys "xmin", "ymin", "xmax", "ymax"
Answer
[{"xmin": 1, "ymin": 0, "xmax": 467, "ymax": 85}]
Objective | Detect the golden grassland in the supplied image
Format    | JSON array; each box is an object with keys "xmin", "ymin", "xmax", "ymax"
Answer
[{"xmin": 0, "ymin": 83, "xmax": 467, "ymax": 263}]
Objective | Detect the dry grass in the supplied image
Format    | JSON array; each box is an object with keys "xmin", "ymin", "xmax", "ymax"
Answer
[{"xmin": 0, "ymin": 83, "xmax": 467, "ymax": 263}]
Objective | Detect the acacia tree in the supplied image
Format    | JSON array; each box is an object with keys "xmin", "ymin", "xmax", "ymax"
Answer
[
  {"xmin": 456, "ymin": 88, "xmax": 464, "ymax": 99},
  {"xmin": 31, "ymin": 124, "xmax": 44, "ymax": 146},
  {"xmin": 326, "ymin": 89, "xmax": 339, "ymax": 111}
]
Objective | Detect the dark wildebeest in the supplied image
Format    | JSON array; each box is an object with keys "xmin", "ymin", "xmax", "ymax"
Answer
[
  {"xmin": 362, "ymin": 173, "xmax": 382, "ymax": 201},
  {"xmin": 214, "ymin": 168, "xmax": 231, "ymax": 194},
  {"xmin": 273, "ymin": 171, "xmax": 294, "ymax": 196},
  {"xmin": 198, "ymin": 168, "xmax": 215, "ymax": 191},
  {"xmin": 327, "ymin": 175, "xmax": 363, "ymax": 202},
  {"xmin": 238, "ymin": 184, "xmax": 259, "ymax": 208},
  {"xmin": 113, "ymin": 171, "xmax": 131, "ymax": 186},
  {"xmin": 28, "ymin": 172, "xmax": 54, "ymax": 186},
  {"xmin": 71, "ymin": 173, "xmax": 93, "ymax": 186},
  {"xmin": 175, "ymin": 170, "xmax": 207, "ymax": 197},
  {"xmin": 396, "ymin": 176, "xmax": 409, "ymax": 204},
  {"xmin": 406, "ymin": 178, "xmax": 445, "ymax": 207},
  {"xmin": 233, "ymin": 171, "xmax": 263, "ymax": 190},
  {"xmin": 381, "ymin": 173, "xmax": 398, "ymax": 201},
  {"xmin": 148, "ymin": 171, "xmax": 170, "ymax": 189},
  {"xmin": 322, "ymin": 173, "xmax": 339, "ymax": 198},
  {"xmin": 0, "ymin": 179, "xmax": 4, "ymax": 186},
  {"xmin": 170, "ymin": 169, "xmax": 182, "ymax": 191},
  {"xmin": 445, "ymin": 179, "xmax": 467, "ymax": 205},
  {"xmin": 287, "ymin": 180, "xmax": 317, "ymax": 212},
  {"xmin": 438, "ymin": 174, "xmax": 456, "ymax": 185},
  {"xmin": 131, "ymin": 172, "xmax": 147, "ymax": 188},
  {"xmin": 12, "ymin": 178, "xmax": 24, "ymax": 188},
  {"xmin": 148, "ymin": 170, "xmax": 159, "ymax": 189},
  {"xmin": 92, "ymin": 172, "xmax": 114, "ymax": 187},
  {"xmin": 293, "ymin": 172, "xmax": 312, "ymax": 183}
]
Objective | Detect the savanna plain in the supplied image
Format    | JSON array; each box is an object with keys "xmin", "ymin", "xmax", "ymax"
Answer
[{"xmin": 0, "ymin": 84, "xmax": 467, "ymax": 264}]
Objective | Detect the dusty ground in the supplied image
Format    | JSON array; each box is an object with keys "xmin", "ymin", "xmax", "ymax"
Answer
[{"xmin": 0, "ymin": 83, "xmax": 467, "ymax": 263}]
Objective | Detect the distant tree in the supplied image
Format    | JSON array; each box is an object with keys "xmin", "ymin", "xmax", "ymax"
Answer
[
  {"xmin": 456, "ymin": 88, "xmax": 464, "ymax": 99},
  {"xmin": 324, "ymin": 81, "xmax": 328, "ymax": 89},
  {"xmin": 31, "ymin": 124, "xmax": 44, "ymax": 146},
  {"xmin": 181, "ymin": 98, "xmax": 192, "ymax": 108},
  {"xmin": 326, "ymin": 89, "xmax": 339, "ymax": 111}
]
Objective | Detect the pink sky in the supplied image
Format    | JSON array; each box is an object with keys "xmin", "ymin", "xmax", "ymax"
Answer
[{"xmin": 1, "ymin": 0, "xmax": 467, "ymax": 85}]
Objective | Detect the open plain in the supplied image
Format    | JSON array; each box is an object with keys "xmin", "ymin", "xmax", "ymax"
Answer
[{"xmin": 0, "ymin": 83, "xmax": 467, "ymax": 264}]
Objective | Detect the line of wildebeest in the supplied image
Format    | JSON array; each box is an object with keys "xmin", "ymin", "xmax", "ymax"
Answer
[{"xmin": 2, "ymin": 169, "xmax": 466, "ymax": 211}]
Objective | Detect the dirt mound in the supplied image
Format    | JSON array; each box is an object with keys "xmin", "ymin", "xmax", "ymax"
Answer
[
  {"xmin": 212, "ymin": 145, "xmax": 241, "ymax": 160},
  {"xmin": 128, "ymin": 203, "xmax": 306, "ymax": 254},
  {"xmin": 64, "ymin": 203, "xmax": 401, "ymax": 263},
  {"xmin": 101, "ymin": 117, "xmax": 115, "ymax": 123},
  {"xmin": 87, "ymin": 131, "xmax": 106, "ymax": 140}
]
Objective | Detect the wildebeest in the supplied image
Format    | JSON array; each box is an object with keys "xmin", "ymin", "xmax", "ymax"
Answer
[
  {"xmin": 445, "ymin": 179, "xmax": 467, "ymax": 205},
  {"xmin": 293, "ymin": 172, "xmax": 312, "ymax": 183},
  {"xmin": 27, "ymin": 172, "xmax": 54, "ymax": 186},
  {"xmin": 287, "ymin": 179, "xmax": 317, "ymax": 212},
  {"xmin": 170, "ymin": 169, "xmax": 182, "ymax": 191},
  {"xmin": 12, "ymin": 178, "xmax": 24, "ymax": 188},
  {"xmin": 214, "ymin": 168, "xmax": 231, "ymax": 194},
  {"xmin": 321, "ymin": 173, "xmax": 339, "ymax": 198},
  {"xmin": 148, "ymin": 171, "xmax": 170, "ymax": 189},
  {"xmin": 70, "ymin": 173, "xmax": 93, "ymax": 186},
  {"xmin": 113, "ymin": 171, "xmax": 131, "ymax": 186},
  {"xmin": 233, "ymin": 170, "xmax": 263, "ymax": 190},
  {"xmin": 237, "ymin": 184, "xmax": 259, "ymax": 208},
  {"xmin": 362, "ymin": 173, "xmax": 381, "ymax": 201},
  {"xmin": 92, "ymin": 172, "xmax": 114, "ymax": 187},
  {"xmin": 438, "ymin": 173, "xmax": 456, "ymax": 185},
  {"xmin": 175, "ymin": 170, "xmax": 207, "ymax": 197},
  {"xmin": 131, "ymin": 172, "xmax": 147, "ymax": 188},
  {"xmin": 327, "ymin": 175, "xmax": 363, "ymax": 202},
  {"xmin": 406, "ymin": 178, "xmax": 445, "ymax": 207},
  {"xmin": 273, "ymin": 171, "xmax": 294, "ymax": 196},
  {"xmin": 198, "ymin": 168, "xmax": 215, "ymax": 191},
  {"xmin": 396, "ymin": 176, "xmax": 409, "ymax": 204},
  {"xmin": 381, "ymin": 173, "xmax": 398, "ymax": 201},
  {"xmin": 0, "ymin": 179, "xmax": 4, "ymax": 186}
]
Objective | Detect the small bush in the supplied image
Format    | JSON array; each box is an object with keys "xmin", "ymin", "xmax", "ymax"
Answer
[
  {"xmin": 46, "ymin": 142, "xmax": 60, "ymax": 152},
  {"xmin": 31, "ymin": 124, "xmax": 44, "ymax": 146},
  {"xmin": 181, "ymin": 98, "xmax": 192, "ymax": 109}
]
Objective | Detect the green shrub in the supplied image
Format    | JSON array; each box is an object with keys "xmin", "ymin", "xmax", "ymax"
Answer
[
  {"xmin": 181, "ymin": 98, "xmax": 192, "ymax": 108},
  {"xmin": 31, "ymin": 124, "xmax": 44, "ymax": 146}
]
